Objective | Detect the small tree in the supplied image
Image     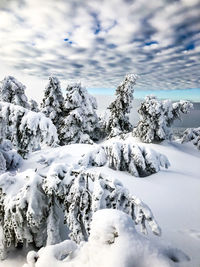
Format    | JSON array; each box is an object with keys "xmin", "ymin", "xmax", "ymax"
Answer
[
  {"xmin": 133, "ymin": 96, "xmax": 193, "ymax": 143},
  {"xmin": 41, "ymin": 76, "xmax": 65, "ymax": 141},
  {"xmin": 104, "ymin": 74, "xmax": 137, "ymax": 138},
  {"xmin": 0, "ymin": 76, "xmax": 30, "ymax": 109},
  {"xmin": 59, "ymin": 82, "xmax": 99, "ymax": 145}
]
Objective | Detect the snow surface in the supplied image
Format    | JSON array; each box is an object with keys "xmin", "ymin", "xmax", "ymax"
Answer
[{"xmin": 1, "ymin": 137, "xmax": 200, "ymax": 267}]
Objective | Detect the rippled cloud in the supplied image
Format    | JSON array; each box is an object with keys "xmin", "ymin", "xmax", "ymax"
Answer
[{"xmin": 0, "ymin": 0, "xmax": 200, "ymax": 91}]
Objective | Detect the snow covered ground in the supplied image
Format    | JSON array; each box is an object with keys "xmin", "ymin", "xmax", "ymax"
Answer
[{"xmin": 2, "ymin": 137, "xmax": 200, "ymax": 267}]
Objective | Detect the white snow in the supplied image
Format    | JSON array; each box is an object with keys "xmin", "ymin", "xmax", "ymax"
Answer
[{"xmin": 1, "ymin": 137, "xmax": 200, "ymax": 267}]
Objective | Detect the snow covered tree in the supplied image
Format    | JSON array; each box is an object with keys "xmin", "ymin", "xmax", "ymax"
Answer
[
  {"xmin": 79, "ymin": 141, "xmax": 170, "ymax": 177},
  {"xmin": 181, "ymin": 127, "xmax": 200, "ymax": 150},
  {"xmin": 30, "ymin": 99, "xmax": 39, "ymax": 112},
  {"xmin": 0, "ymin": 102, "xmax": 58, "ymax": 158},
  {"xmin": 59, "ymin": 82, "xmax": 99, "ymax": 145},
  {"xmin": 0, "ymin": 139, "xmax": 22, "ymax": 173},
  {"xmin": 41, "ymin": 77, "xmax": 65, "ymax": 141},
  {"xmin": 133, "ymin": 96, "xmax": 193, "ymax": 143},
  {"xmin": 0, "ymin": 166, "xmax": 161, "ymax": 259},
  {"xmin": 104, "ymin": 74, "xmax": 137, "ymax": 138},
  {"xmin": 0, "ymin": 76, "xmax": 30, "ymax": 109}
]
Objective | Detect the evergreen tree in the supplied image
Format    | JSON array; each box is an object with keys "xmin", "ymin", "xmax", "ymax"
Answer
[
  {"xmin": 0, "ymin": 102, "xmax": 58, "ymax": 158},
  {"xmin": 59, "ymin": 82, "xmax": 99, "ymax": 145},
  {"xmin": 0, "ymin": 76, "xmax": 30, "ymax": 109},
  {"xmin": 41, "ymin": 76, "xmax": 65, "ymax": 141},
  {"xmin": 104, "ymin": 74, "xmax": 137, "ymax": 138},
  {"xmin": 133, "ymin": 96, "xmax": 193, "ymax": 143}
]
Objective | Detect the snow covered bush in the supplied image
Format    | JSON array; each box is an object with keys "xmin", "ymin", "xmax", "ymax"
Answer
[
  {"xmin": 0, "ymin": 102, "xmax": 58, "ymax": 157},
  {"xmin": 181, "ymin": 127, "xmax": 200, "ymax": 150},
  {"xmin": 41, "ymin": 76, "xmax": 65, "ymax": 141},
  {"xmin": 30, "ymin": 99, "xmax": 39, "ymax": 112},
  {"xmin": 0, "ymin": 168, "xmax": 161, "ymax": 259},
  {"xmin": 0, "ymin": 139, "xmax": 22, "ymax": 173},
  {"xmin": 79, "ymin": 141, "xmax": 170, "ymax": 177},
  {"xmin": 23, "ymin": 209, "xmax": 189, "ymax": 267},
  {"xmin": 133, "ymin": 96, "xmax": 193, "ymax": 143},
  {"xmin": 0, "ymin": 76, "xmax": 30, "ymax": 109},
  {"xmin": 59, "ymin": 82, "xmax": 99, "ymax": 145},
  {"xmin": 104, "ymin": 74, "xmax": 137, "ymax": 138}
]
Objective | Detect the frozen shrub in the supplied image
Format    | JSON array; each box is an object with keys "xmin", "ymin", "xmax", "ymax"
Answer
[
  {"xmin": 181, "ymin": 127, "xmax": 200, "ymax": 150},
  {"xmin": 30, "ymin": 99, "xmax": 39, "ymax": 112},
  {"xmin": 79, "ymin": 141, "xmax": 170, "ymax": 177},
  {"xmin": 0, "ymin": 139, "xmax": 22, "ymax": 173},
  {"xmin": 104, "ymin": 74, "xmax": 137, "ymax": 138},
  {"xmin": 133, "ymin": 96, "xmax": 193, "ymax": 143},
  {"xmin": 0, "ymin": 76, "xmax": 30, "ymax": 109}
]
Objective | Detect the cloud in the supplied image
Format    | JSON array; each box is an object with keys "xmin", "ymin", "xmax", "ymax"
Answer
[{"xmin": 0, "ymin": 0, "xmax": 200, "ymax": 91}]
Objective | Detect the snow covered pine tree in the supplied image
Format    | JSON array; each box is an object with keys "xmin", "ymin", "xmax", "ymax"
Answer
[
  {"xmin": 104, "ymin": 74, "xmax": 137, "ymax": 138},
  {"xmin": 0, "ymin": 76, "xmax": 30, "ymax": 109},
  {"xmin": 41, "ymin": 76, "xmax": 65, "ymax": 142},
  {"xmin": 59, "ymin": 82, "xmax": 99, "ymax": 144},
  {"xmin": 133, "ymin": 96, "xmax": 193, "ymax": 143}
]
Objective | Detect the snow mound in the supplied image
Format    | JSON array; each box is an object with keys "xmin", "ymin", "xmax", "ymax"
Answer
[{"xmin": 23, "ymin": 209, "xmax": 189, "ymax": 267}]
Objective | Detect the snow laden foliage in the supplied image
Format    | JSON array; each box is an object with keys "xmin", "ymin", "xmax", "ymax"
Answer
[
  {"xmin": 23, "ymin": 210, "xmax": 189, "ymax": 267},
  {"xmin": 0, "ymin": 102, "xmax": 58, "ymax": 158},
  {"xmin": 79, "ymin": 141, "xmax": 170, "ymax": 177},
  {"xmin": 0, "ymin": 168, "xmax": 160, "ymax": 259},
  {"xmin": 59, "ymin": 82, "xmax": 99, "ymax": 145},
  {"xmin": 104, "ymin": 74, "xmax": 137, "ymax": 138},
  {"xmin": 0, "ymin": 139, "xmax": 22, "ymax": 173},
  {"xmin": 181, "ymin": 127, "xmax": 200, "ymax": 150},
  {"xmin": 41, "ymin": 77, "xmax": 65, "ymax": 141},
  {"xmin": 30, "ymin": 99, "xmax": 39, "ymax": 112},
  {"xmin": 0, "ymin": 76, "xmax": 30, "ymax": 109},
  {"xmin": 133, "ymin": 96, "xmax": 193, "ymax": 143}
]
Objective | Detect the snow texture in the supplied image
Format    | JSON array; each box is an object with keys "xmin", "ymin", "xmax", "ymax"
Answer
[
  {"xmin": 23, "ymin": 209, "xmax": 189, "ymax": 267},
  {"xmin": 79, "ymin": 141, "xmax": 170, "ymax": 177},
  {"xmin": 181, "ymin": 127, "xmax": 200, "ymax": 150},
  {"xmin": 133, "ymin": 96, "xmax": 193, "ymax": 143},
  {"xmin": 104, "ymin": 74, "xmax": 137, "ymax": 138},
  {"xmin": 0, "ymin": 102, "xmax": 58, "ymax": 157},
  {"xmin": 0, "ymin": 76, "xmax": 30, "ymax": 109},
  {"xmin": 59, "ymin": 82, "xmax": 100, "ymax": 144}
]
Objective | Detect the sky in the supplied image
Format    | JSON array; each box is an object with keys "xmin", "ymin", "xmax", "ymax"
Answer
[{"xmin": 0, "ymin": 0, "xmax": 200, "ymax": 101}]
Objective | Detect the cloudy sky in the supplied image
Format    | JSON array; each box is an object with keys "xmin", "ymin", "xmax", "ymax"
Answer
[{"xmin": 0, "ymin": 0, "xmax": 200, "ymax": 101}]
